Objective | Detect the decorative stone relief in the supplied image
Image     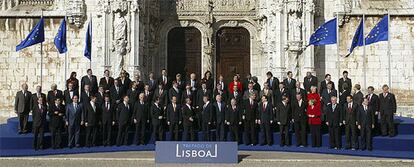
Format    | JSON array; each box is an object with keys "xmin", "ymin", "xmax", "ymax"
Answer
[{"xmin": 66, "ymin": 0, "xmax": 86, "ymax": 28}]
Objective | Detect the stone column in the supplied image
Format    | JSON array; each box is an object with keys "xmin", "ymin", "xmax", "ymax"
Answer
[
  {"xmin": 130, "ymin": 0, "xmax": 140, "ymax": 71},
  {"xmin": 302, "ymin": 0, "xmax": 315, "ymax": 76}
]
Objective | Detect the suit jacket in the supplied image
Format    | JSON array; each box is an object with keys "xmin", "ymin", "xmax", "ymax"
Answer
[
  {"xmin": 133, "ymin": 101, "xmax": 149, "ymax": 122},
  {"xmin": 243, "ymin": 99, "xmax": 258, "ymax": 121},
  {"xmin": 126, "ymin": 88, "xmax": 140, "ymax": 105},
  {"xmin": 283, "ymin": 78, "xmax": 297, "ymax": 90},
  {"xmin": 243, "ymin": 89, "xmax": 259, "ymax": 100},
  {"xmin": 182, "ymin": 104, "xmax": 194, "ymax": 126},
  {"xmin": 274, "ymin": 88, "xmax": 289, "ymax": 104},
  {"xmin": 290, "ymin": 88, "xmax": 307, "ymax": 102},
  {"xmin": 147, "ymin": 79, "xmax": 157, "ymax": 92},
  {"xmin": 196, "ymin": 89, "xmax": 212, "ymax": 108},
  {"xmin": 228, "ymin": 91, "xmax": 242, "ymax": 106},
  {"xmin": 65, "ymin": 103, "xmax": 83, "ymax": 126},
  {"xmin": 80, "ymin": 91, "xmax": 92, "ymax": 104},
  {"xmin": 260, "ymin": 89, "xmax": 274, "ymax": 105},
  {"xmin": 259, "ymin": 102, "xmax": 273, "ymax": 123},
  {"xmin": 366, "ymin": 93, "xmax": 379, "ymax": 112},
  {"xmin": 99, "ymin": 77, "xmax": 114, "ymax": 91},
  {"xmin": 226, "ymin": 106, "xmax": 242, "ymax": 124},
  {"xmin": 84, "ymin": 102, "xmax": 100, "ymax": 126},
  {"xmin": 47, "ymin": 90, "xmax": 64, "ymax": 106},
  {"xmin": 342, "ymin": 102, "xmax": 358, "ymax": 124},
  {"xmin": 32, "ymin": 103, "xmax": 47, "ymax": 127},
  {"xmin": 175, "ymin": 80, "xmax": 186, "ymax": 91},
  {"xmin": 291, "ymin": 99, "xmax": 307, "ymax": 122},
  {"xmin": 48, "ymin": 104, "xmax": 65, "ymax": 128},
  {"xmin": 136, "ymin": 80, "xmax": 145, "ymax": 93},
  {"xmin": 357, "ymin": 105, "xmax": 375, "ymax": 126},
  {"xmin": 117, "ymin": 102, "xmax": 132, "ymax": 125},
  {"xmin": 101, "ymin": 101, "xmax": 115, "ymax": 124},
  {"xmin": 319, "ymin": 80, "xmax": 335, "ymax": 94},
  {"xmin": 31, "ymin": 92, "xmax": 46, "ymax": 110},
  {"xmin": 186, "ymin": 79, "xmax": 200, "ymax": 94},
  {"xmin": 326, "ymin": 103, "xmax": 342, "ymax": 127},
  {"xmin": 109, "ymin": 86, "xmax": 124, "ymax": 105},
  {"xmin": 182, "ymin": 89, "xmax": 195, "ymax": 105},
  {"xmin": 95, "ymin": 92, "xmax": 105, "ymax": 107},
  {"xmin": 169, "ymin": 88, "xmax": 182, "ymax": 104},
  {"xmin": 213, "ymin": 89, "xmax": 228, "ymax": 103},
  {"xmin": 267, "ymin": 77, "xmax": 280, "ymax": 92},
  {"xmin": 321, "ymin": 89, "xmax": 338, "ymax": 106},
  {"xmin": 353, "ymin": 91, "xmax": 364, "ymax": 105},
  {"xmin": 303, "ymin": 75, "xmax": 318, "ymax": 93},
  {"xmin": 338, "ymin": 78, "xmax": 352, "ymax": 94},
  {"xmin": 339, "ymin": 90, "xmax": 351, "ymax": 105},
  {"xmin": 143, "ymin": 91, "xmax": 153, "ymax": 103},
  {"xmin": 117, "ymin": 77, "xmax": 132, "ymax": 94},
  {"xmin": 81, "ymin": 75, "xmax": 98, "ymax": 94},
  {"xmin": 64, "ymin": 89, "xmax": 79, "ymax": 106},
  {"xmin": 213, "ymin": 101, "xmax": 226, "ymax": 123},
  {"xmin": 166, "ymin": 103, "xmax": 181, "ymax": 123},
  {"xmin": 153, "ymin": 88, "xmax": 168, "ymax": 108},
  {"xmin": 379, "ymin": 93, "xmax": 397, "ymax": 115},
  {"xmin": 276, "ymin": 102, "xmax": 291, "ymax": 125},
  {"xmin": 151, "ymin": 103, "xmax": 164, "ymax": 125},
  {"xmin": 202, "ymin": 102, "xmax": 213, "ymax": 123},
  {"xmin": 158, "ymin": 75, "xmax": 171, "ymax": 89}
]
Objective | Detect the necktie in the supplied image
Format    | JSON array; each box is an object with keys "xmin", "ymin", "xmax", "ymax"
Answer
[
  {"xmin": 263, "ymin": 103, "xmax": 266, "ymax": 112},
  {"xmin": 74, "ymin": 104, "xmax": 77, "ymax": 111},
  {"xmin": 106, "ymin": 103, "xmax": 109, "ymax": 111},
  {"xmin": 39, "ymin": 105, "xmax": 43, "ymax": 113}
]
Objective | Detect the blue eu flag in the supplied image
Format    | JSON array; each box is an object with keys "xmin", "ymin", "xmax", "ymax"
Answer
[
  {"xmin": 16, "ymin": 17, "xmax": 45, "ymax": 51},
  {"xmin": 347, "ymin": 18, "xmax": 364, "ymax": 56},
  {"xmin": 84, "ymin": 20, "xmax": 92, "ymax": 60},
  {"xmin": 54, "ymin": 18, "xmax": 67, "ymax": 54},
  {"xmin": 365, "ymin": 15, "xmax": 388, "ymax": 45},
  {"xmin": 308, "ymin": 18, "xmax": 337, "ymax": 46}
]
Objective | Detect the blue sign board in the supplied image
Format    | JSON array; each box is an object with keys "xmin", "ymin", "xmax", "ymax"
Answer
[{"xmin": 155, "ymin": 141, "xmax": 238, "ymax": 163}]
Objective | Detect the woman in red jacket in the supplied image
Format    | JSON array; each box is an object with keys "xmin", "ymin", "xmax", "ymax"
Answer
[
  {"xmin": 307, "ymin": 86, "xmax": 322, "ymax": 147},
  {"xmin": 228, "ymin": 75, "xmax": 243, "ymax": 94}
]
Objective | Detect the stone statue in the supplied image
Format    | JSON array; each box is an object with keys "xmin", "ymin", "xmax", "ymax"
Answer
[
  {"xmin": 112, "ymin": 9, "xmax": 128, "ymax": 74},
  {"xmin": 289, "ymin": 13, "xmax": 302, "ymax": 42}
]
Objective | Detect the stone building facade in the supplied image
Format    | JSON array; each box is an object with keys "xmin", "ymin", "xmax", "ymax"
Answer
[{"xmin": 0, "ymin": 0, "xmax": 413, "ymax": 117}]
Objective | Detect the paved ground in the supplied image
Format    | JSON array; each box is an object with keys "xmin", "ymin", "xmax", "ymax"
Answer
[
  {"xmin": 1, "ymin": 117, "xmax": 413, "ymax": 166},
  {"xmin": 1, "ymin": 151, "xmax": 413, "ymax": 167}
]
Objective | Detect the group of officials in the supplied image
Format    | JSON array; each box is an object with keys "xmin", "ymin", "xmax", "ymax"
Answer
[{"xmin": 14, "ymin": 69, "xmax": 397, "ymax": 151}]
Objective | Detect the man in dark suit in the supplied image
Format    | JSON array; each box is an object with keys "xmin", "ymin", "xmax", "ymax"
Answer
[
  {"xmin": 266, "ymin": 71, "xmax": 280, "ymax": 93},
  {"xmin": 84, "ymin": 95, "xmax": 99, "ymax": 147},
  {"xmin": 213, "ymin": 95, "xmax": 227, "ymax": 141},
  {"xmin": 65, "ymin": 95, "xmax": 83, "ymax": 148},
  {"xmin": 342, "ymin": 95, "xmax": 359, "ymax": 150},
  {"xmin": 48, "ymin": 98, "xmax": 65, "ymax": 149},
  {"xmin": 338, "ymin": 71, "xmax": 352, "ymax": 96},
  {"xmin": 226, "ymin": 98, "xmax": 242, "ymax": 142},
  {"xmin": 201, "ymin": 96, "xmax": 213, "ymax": 141},
  {"xmin": 217, "ymin": 75, "xmax": 227, "ymax": 92},
  {"xmin": 182, "ymin": 97, "xmax": 195, "ymax": 141},
  {"xmin": 32, "ymin": 97, "xmax": 47, "ymax": 150},
  {"xmin": 174, "ymin": 73, "xmax": 185, "ymax": 91},
  {"xmin": 81, "ymin": 69, "xmax": 98, "ymax": 94},
  {"xmin": 228, "ymin": 85, "xmax": 242, "ymax": 106},
  {"xmin": 303, "ymin": 71, "xmax": 318, "ymax": 93},
  {"xmin": 151, "ymin": 97, "xmax": 164, "ymax": 141},
  {"xmin": 326, "ymin": 96, "xmax": 342, "ymax": 149},
  {"xmin": 64, "ymin": 82, "xmax": 79, "ymax": 106},
  {"xmin": 158, "ymin": 69, "xmax": 171, "ymax": 89},
  {"xmin": 95, "ymin": 86, "xmax": 106, "ymax": 108},
  {"xmin": 110, "ymin": 79, "xmax": 124, "ymax": 105},
  {"xmin": 99, "ymin": 69, "xmax": 114, "ymax": 92},
  {"xmin": 321, "ymin": 82, "xmax": 337, "ymax": 122},
  {"xmin": 283, "ymin": 71, "xmax": 296, "ymax": 91},
  {"xmin": 320, "ymin": 74, "xmax": 335, "ymax": 94},
  {"xmin": 242, "ymin": 94, "xmax": 258, "ymax": 145},
  {"xmin": 353, "ymin": 84, "xmax": 364, "ymax": 105},
  {"xmin": 127, "ymin": 81, "xmax": 140, "ymax": 109},
  {"xmin": 379, "ymin": 84, "xmax": 397, "ymax": 137},
  {"xmin": 47, "ymin": 84, "xmax": 64, "ymax": 107},
  {"xmin": 167, "ymin": 96, "xmax": 182, "ymax": 141},
  {"xmin": 31, "ymin": 85, "xmax": 46, "ymax": 110},
  {"xmin": 116, "ymin": 96, "xmax": 132, "ymax": 146},
  {"xmin": 259, "ymin": 95, "xmax": 273, "ymax": 145},
  {"xmin": 274, "ymin": 83, "xmax": 289, "ymax": 105},
  {"xmin": 366, "ymin": 86, "xmax": 380, "ymax": 135},
  {"xmin": 243, "ymin": 82, "xmax": 259, "ymax": 101},
  {"xmin": 358, "ymin": 98, "xmax": 375, "ymax": 151},
  {"xmin": 182, "ymin": 84, "xmax": 195, "ymax": 105},
  {"xmin": 187, "ymin": 73, "xmax": 200, "ymax": 97},
  {"xmin": 80, "ymin": 84, "xmax": 92, "ymax": 104},
  {"xmin": 213, "ymin": 83, "xmax": 228, "ymax": 103},
  {"xmin": 291, "ymin": 93, "xmax": 307, "ymax": 147},
  {"xmin": 197, "ymin": 82, "xmax": 212, "ymax": 104},
  {"xmin": 133, "ymin": 93, "xmax": 150, "ymax": 145},
  {"xmin": 101, "ymin": 95, "xmax": 115, "ymax": 146},
  {"xmin": 276, "ymin": 96, "xmax": 291, "ymax": 147},
  {"xmin": 143, "ymin": 84, "xmax": 153, "ymax": 103},
  {"xmin": 169, "ymin": 81, "xmax": 182, "ymax": 105},
  {"xmin": 153, "ymin": 84, "xmax": 168, "ymax": 109},
  {"xmin": 290, "ymin": 82, "xmax": 307, "ymax": 103},
  {"xmin": 147, "ymin": 72, "xmax": 157, "ymax": 93}
]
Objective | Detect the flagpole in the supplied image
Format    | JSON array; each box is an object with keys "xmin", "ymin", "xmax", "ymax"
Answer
[
  {"xmin": 40, "ymin": 10, "xmax": 44, "ymax": 88},
  {"xmin": 387, "ymin": 12, "xmax": 391, "ymax": 89},
  {"xmin": 64, "ymin": 14, "xmax": 68, "ymax": 90},
  {"xmin": 363, "ymin": 14, "xmax": 366, "ymax": 90},
  {"xmin": 90, "ymin": 13, "xmax": 92, "ymax": 69},
  {"xmin": 336, "ymin": 12, "xmax": 340, "ymax": 82}
]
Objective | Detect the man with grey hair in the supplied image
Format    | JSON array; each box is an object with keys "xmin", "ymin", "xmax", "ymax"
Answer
[{"xmin": 15, "ymin": 83, "xmax": 32, "ymax": 134}]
